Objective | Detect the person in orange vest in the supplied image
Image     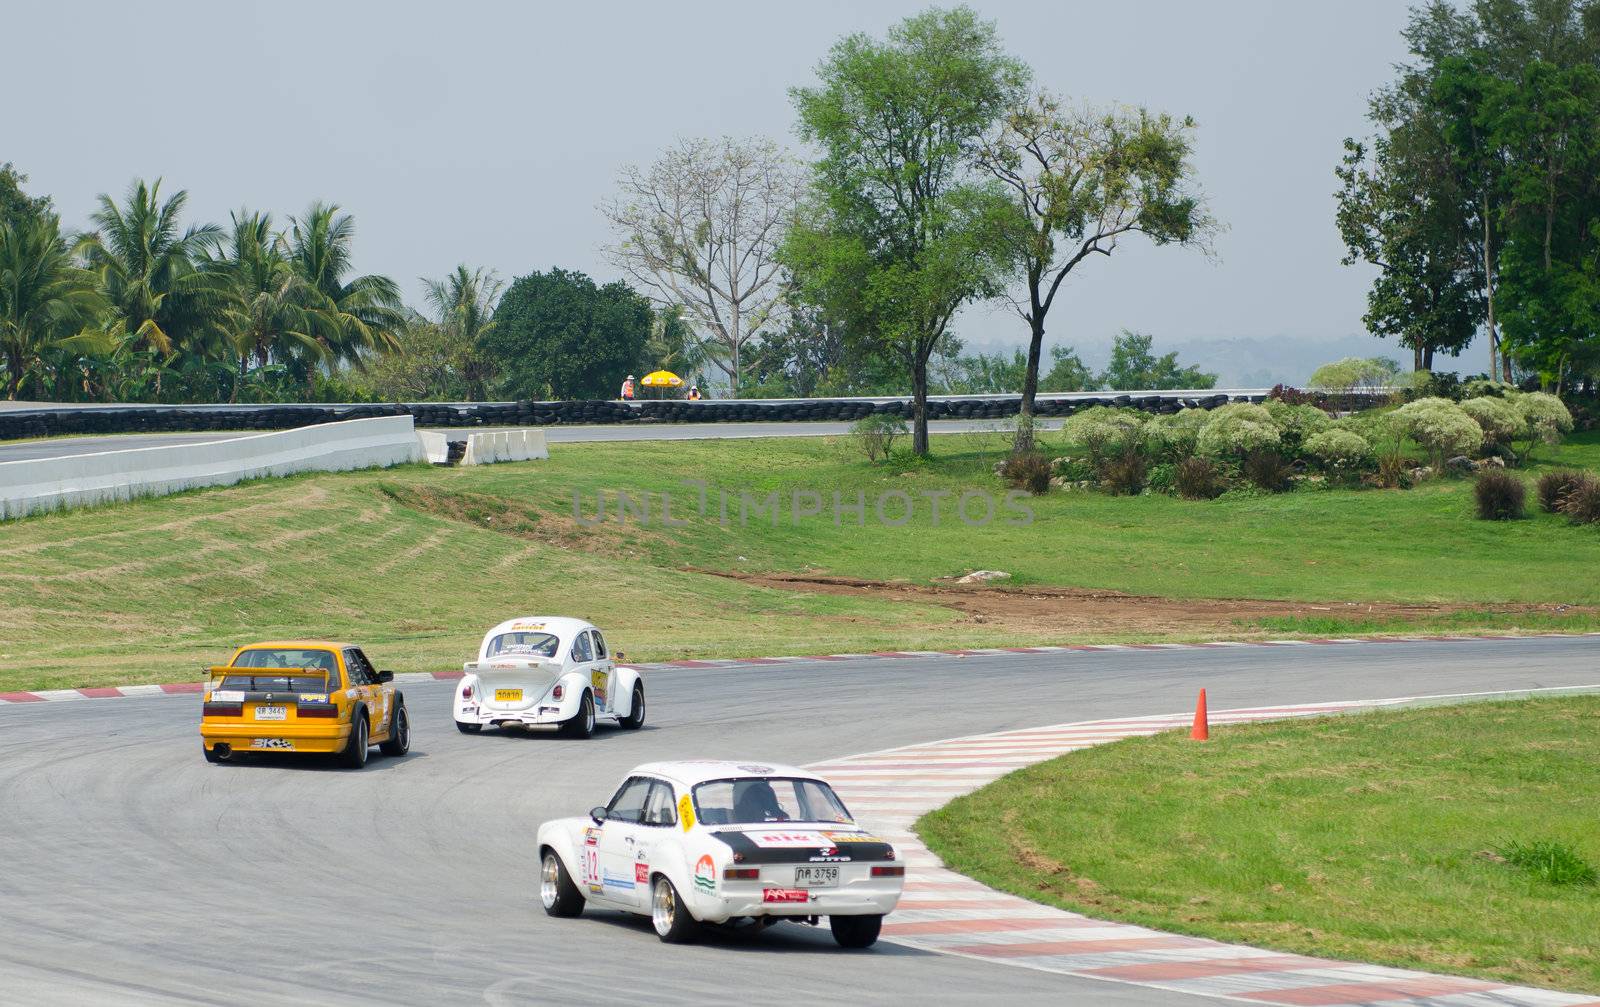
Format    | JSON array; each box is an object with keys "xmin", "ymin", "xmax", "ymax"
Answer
[
  {"xmin": 687, "ymin": 385, "xmax": 702, "ymax": 401},
  {"xmin": 620, "ymin": 375, "xmax": 635, "ymax": 400}
]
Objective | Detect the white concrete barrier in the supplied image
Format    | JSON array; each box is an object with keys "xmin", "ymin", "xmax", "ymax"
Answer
[
  {"xmin": 0, "ymin": 416, "xmax": 426, "ymax": 520},
  {"xmin": 460, "ymin": 428, "xmax": 548, "ymax": 466},
  {"xmin": 417, "ymin": 430, "xmax": 450, "ymax": 465}
]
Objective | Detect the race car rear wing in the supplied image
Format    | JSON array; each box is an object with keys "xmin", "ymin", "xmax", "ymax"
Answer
[
  {"xmin": 463, "ymin": 656, "xmax": 563, "ymax": 676},
  {"xmin": 206, "ymin": 665, "xmax": 339, "ymax": 691}
]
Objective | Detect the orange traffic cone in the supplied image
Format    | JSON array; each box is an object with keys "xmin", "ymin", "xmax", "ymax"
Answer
[{"xmin": 1190, "ymin": 688, "xmax": 1209, "ymax": 741}]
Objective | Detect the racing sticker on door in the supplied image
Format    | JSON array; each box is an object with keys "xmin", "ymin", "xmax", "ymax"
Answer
[
  {"xmin": 591, "ymin": 669, "xmax": 609, "ymax": 709},
  {"xmin": 678, "ymin": 793, "xmax": 696, "ymax": 831}
]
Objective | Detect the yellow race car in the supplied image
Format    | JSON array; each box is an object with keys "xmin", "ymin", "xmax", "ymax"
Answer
[{"xmin": 200, "ymin": 641, "xmax": 410, "ymax": 768}]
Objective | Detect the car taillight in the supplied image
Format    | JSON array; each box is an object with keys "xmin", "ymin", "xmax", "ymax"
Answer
[
  {"xmin": 552, "ymin": 684, "xmax": 564, "ymax": 700},
  {"xmin": 460, "ymin": 682, "xmax": 473, "ymax": 700},
  {"xmin": 723, "ymin": 868, "xmax": 759, "ymax": 880},
  {"xmin": 298, "ymin": 704, "xmax": 337, "ymax": 718},
  {"xmin": 871, "ymin": 865, "xmax": 905, "ymax": 878},
  {"xmin": 202, "ymin": 702, "xmax": 242, "ymax": 717}
]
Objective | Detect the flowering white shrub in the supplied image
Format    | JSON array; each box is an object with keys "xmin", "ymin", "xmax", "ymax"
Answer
[
  {"xmin": 1460, "ymin": 396, "xmax": 1521, "ymax": 447},
  {"xmin": 1197, "ymin": 403, "xmax": 1281, "ymax": 458},
  {"xmin": 1391, "ymin": 397, "xmax": 1482, "ymax": 464},
  {"xmin": 1303, "ymin": 429, "xmax": 1372, "ymax": 470},
  {"xmin": 1061, "ymin": 406, "xmax": 1146, "ymax": 462}
]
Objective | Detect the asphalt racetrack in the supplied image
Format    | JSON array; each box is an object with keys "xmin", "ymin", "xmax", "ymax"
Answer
[
  {"xmin": 1, "ymin": 637, "xmax": 1594, "ymax": 1006},
  {"xmin": 0, "ymin": 418, "xmax": 1059, "ymax": 462}
]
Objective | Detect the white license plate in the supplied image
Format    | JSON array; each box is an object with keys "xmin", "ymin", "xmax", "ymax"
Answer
[
  {"xmin": 253, "ymin": 706, "xmax": 287, "ymax": 721},
  {"xmin": 794, "ymin": 866, "xmax": 839, "ymax": 888}
]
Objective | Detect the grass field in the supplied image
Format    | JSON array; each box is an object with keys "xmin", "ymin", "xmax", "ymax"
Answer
[
  {"xmin": 1, "ymin": 429, "xmax": 1597, "ymax": 691},
  {"xmin": 917, "ymin": 696, "xmax": 1600, "ymax": 994}
]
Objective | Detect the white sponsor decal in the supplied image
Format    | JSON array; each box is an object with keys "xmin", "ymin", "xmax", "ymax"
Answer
[
  {"xmin": 211, "ymin": 690, "xmax": 245, "ymax": 702},
  {"xmin": 747, "ymin": 831, "xmax": 829, "ymax": 848}
]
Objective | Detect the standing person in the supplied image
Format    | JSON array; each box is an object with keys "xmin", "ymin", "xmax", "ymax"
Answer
[
  {"xmin": 687, "ymin": 385, "xmax": 702, "ymax": 401},
  {"xmin": 620, "ymin": 374, "xmax": 635, "ymax": 400}
]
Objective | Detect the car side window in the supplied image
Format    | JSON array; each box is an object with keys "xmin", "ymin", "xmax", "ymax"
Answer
[
  {"xmin": 591, "ymin": 631, "xmax": 607, "ymax": 660},
  {"xmin": 606, "ymin": 777, "xmax": 653, "ymax": 824},
  {"xmin": 342, "ymin": 650, "xmax": 371, "ymax": 686},
  {"xmin": 641, "ymin": 782, "xmax": 677, "ymax": 828},
  {"xmin": 571, "ymin": 632, "xmax": 594, "ymax": 664}
]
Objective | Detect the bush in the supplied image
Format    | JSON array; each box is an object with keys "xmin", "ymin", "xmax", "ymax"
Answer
[
  {"xmin": 1145, "ymin": 409, "xmax": 1208, "ymax": 460},
  {"xmin": 1536, "ymin": 470, "xmax": 1587, "ymax": 513},
  {"xmin": 999, "ymin": 450, "xmax": 1051, "ymax": 495},
  {"xmin": 1460, "ymin": 396, "xmax": 1522, "ymax": 452},
  {"xmin": 1376, "ymin": 449, "xmax": 1410, "ymax": 489},
  {"xmin": 1509, "ymin": 391, "xmax": 1575, "ymax": 463},
  {"xmin": 1174, "ymin": 457, "xmax": 1225, "ymax": 500},
  {"xmin": 1243, "ymin": 449, "xmax": 1293, "ymax": 492},
  {"xmin": 1050, "ymin": 456, "xmax": 1094, "ymax": 482},
  {"xmin": 1061, "ymin": 406, "xmax": 1146, "ymax": 464},
  {"xmin": 851, "ymin": 414, "xmax": 906, "ymax": 462},
  {"xmin": 1099, "ymin": 448, "xmax": 1148, "ymax": 496},
  {"xmin": 1146, "ymin": 462, "xmax": 1176, "ymax": 494},
  {"xmin": 1197, "ymin": 403, "xmax": 1281, "ymax": 458},
  {"xmin": 1558, "ymin": 475, "xmax": 1600, "ymax": 525},
  {"xmin": 1264, "ymin": 400, "xmax": 1332, "ymax": 447},
  {"xmin": 1474, "ymin": 468, "xmax": 1526, "ymax": 520},
  {"xmin": 1303, "ymin": 429, "xmax": 1372, "ymax": 473},
  {"xmin": 1462, "ymin": 378, "xmax": 1512, "ymax": 400},
  {"xmin": 1391, "ymin": 397, "xmax": 1483, "ymax": 466}
]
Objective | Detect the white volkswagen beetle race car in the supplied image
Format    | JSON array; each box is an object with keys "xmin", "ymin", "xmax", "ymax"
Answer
[
  {"xmin": 454, "ymin": 617, "xmax": 644, "ymax": 738},
  {"xmin": 535, "ymin": 761, "xmax": 904, "ymax": 947}
]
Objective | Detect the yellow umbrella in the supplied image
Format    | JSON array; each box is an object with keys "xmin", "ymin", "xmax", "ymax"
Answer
[{"xmin": 640, "ymin": 370, "xmax": 682, "ymax": 387}]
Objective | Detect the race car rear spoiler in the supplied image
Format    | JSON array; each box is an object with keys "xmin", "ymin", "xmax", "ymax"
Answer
[
  {"xmin": 463, "ymin": 657, "xmax": 563, "ymax": 675},
  {"xmin": 206, "ymin": 665, "xmax": 338, "ymax": 687}
]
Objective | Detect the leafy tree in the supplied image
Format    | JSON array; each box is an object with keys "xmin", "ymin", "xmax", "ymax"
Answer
[
  {"xmin": 200, "ymin": 209, "xmax": 321, "ymax": 397},
  {"xmin": 1308, "ymin": 355, "xmax": 1403, "ymax": 395},
  {"xmin": 288, "ymin": 202, "xmax": 405, "ymax": 371},
  {"xmin": 0, "ymin": 212, "xmax": 103, "ymax": 398},
  {"xmin": 980, "ymin": 92, "xmax": 1215, "ymax": 450},
  {"xmin": 1, "ymin": 163, "xmax": 52, "ymax": 231},
  {"xmin": 422, "ymin": 264, "xmax": 502, "ymax": 400},
  {"xmin": 1040, "ymin": 345, "xmax": 1094, "ymax": 391},
  {"xmin": 783, "ymin": 6, "xmax": 1028, "ymax": 455},
  {"xmin": 602, "ymin": 137, "xmax": 803, "ymax": 393},
  {"xmin": 483, "ymin": 268, "xmax": 652, "ymax": 400},
  {"xmin": 644, "ymin": 304, "xmax": 718, "ymax": 389},
  {"xmin": 80, "ymin": 179, "xmax": 231, "ymax": 391},
  {"xmin": 1099, "ymin": 330, "xmax": 1216, "ymax": 390},
  {"xmin": 354, "ymin": 313, "xmax": 468, "ymax": 402}
]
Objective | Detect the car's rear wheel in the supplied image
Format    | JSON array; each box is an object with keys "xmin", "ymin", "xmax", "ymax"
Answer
[
  {"xmin": 340, "ymin": 711, "xmax": 369, "ymax": 768},
  {"xmin": 562, "ymin": 692, "xmax": 595, "ymax": 739},
  {"xmin": 202, "ymin": 743, "xmax": 226, "ymax": 764},
  {"xmin": 379, "ymin": 702, "xmax": 410, "ymax": 757},
  {"xmin": 455, "ymin": 721, "xmax": 482, "ymax": 734},
  {"xmin": 651, "ymin": 876, "xmax": 700, "ymax": 943},
  {"xmin": 540, "ymin": 850, "xmax": 584, "ymax": 917},
  {"xmin": 619, "ymin": 683, "xmax": 646, "ymax": 730},
  {"xmin": 829, "ymin": 913, "xmax": 883, "ymax": 949}
]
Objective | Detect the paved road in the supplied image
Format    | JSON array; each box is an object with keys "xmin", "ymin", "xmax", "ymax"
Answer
[
  {"xmin": 0, "ymin": 419, "xmax": 1056, "ymax": 462},
  {"xmin": 1, "ymin": 637, "xmax": 1594, "ymax": 1006}
]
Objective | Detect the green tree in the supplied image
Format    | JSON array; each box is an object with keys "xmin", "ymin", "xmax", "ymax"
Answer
[
  {"xmin": 1099, "ymin": 330, "xmax": 1216, "ymax": 390},
  {"xmin": 423, "ymin": 264, "xmax": 503, "ymax": 401},
  {"xmin": 483, "ymin": 268, "xmax": 652, "ymax": 400},
  {"xmin": 200, "ymin": 209, "xmax": 322, "ymax": 397},
  {"xmin": 1040, "ymin": 345, "xmax": 1094, "ymax": 391},
  {"xmin": 0, "ymin": 212, "xmax": 103, "ymax": 398},
  {"xmin": 783, "ymin": 6, "xmax": 1028, "ymax": 455},
  {"xmin": 288, "ymin": 202, "xmax": 405, "ymax": 372},
  {"xmin": 354, "ymin": 312, "xmax": 468, "ymax": 402},
  {"xmin": 1, "ymin": 163, "xmax": 52, "ymax": 231},
  {"xmin": 81, "ymin": 179, "xmax": 231, "ymax": 388},
  {"xmin": 980, "ymin": 92, "xmax": 1215, "ymax": 451}
]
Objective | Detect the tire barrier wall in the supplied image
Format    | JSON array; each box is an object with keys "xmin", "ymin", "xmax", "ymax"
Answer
[
  {"xmin": 0, "ymin": 415, "xmax": 425, "ymax": 520},
  {"xmin": 0, "ymin": 391, "xmax": 1291, "ymax": 440}
]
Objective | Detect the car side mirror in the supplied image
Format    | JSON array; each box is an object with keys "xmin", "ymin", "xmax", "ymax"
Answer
[
  {"xmin": 589, "ymin": 806, "xmax": 609, "ymax": 824},
  {"xmin": 377, "ymin": 670, "xmax": 394, "ymax": 683}
]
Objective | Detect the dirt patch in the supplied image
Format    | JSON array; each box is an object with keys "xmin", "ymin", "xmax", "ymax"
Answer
[{"xmin": 703, "ymin": 571, "xmax": 1593, "ymax": 639}]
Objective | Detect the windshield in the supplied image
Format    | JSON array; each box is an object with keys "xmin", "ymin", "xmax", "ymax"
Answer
[
  {"xmin": 486, "ymin": 632, "xmax": 560, "ymax": 659},
  {"xmin": 231, "ymin": 649, "xmax": 336, "ymax": 672},
  {"xmin": 692, "ymin": 777, "xmax": 854, "ymax": 827}
]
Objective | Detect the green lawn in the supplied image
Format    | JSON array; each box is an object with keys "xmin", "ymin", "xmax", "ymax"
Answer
[
  {"xmin": 1, "ymin": 430, "xmax": 1597, "ymax": 692},
  {"xmin": 918, "ymin": 696, "xmax": 1600, "ymax": 994}
]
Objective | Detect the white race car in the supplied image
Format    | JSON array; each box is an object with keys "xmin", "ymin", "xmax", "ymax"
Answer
[
  {"xmin": 454, "ymin": 617, "xmax": 644, "ymax": 738},
  {"xmin": 535, "ymin": 761, "xmax": 904, "ymax": 947}
]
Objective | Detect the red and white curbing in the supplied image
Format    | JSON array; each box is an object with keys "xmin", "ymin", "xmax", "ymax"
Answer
[
  {"xmin": 806, "ymin": 690, "xmax": 1600, "ymax": 1007},
  {"xmin": 6, "ymin": 632, "xmax": 1597, "ymax": 706}
]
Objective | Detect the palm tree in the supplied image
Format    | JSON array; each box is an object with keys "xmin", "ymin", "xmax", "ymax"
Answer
[
  {"xmin": 288, "ymin": 203, "xmax": 404, "ymax": 371},
  {"xmin": 0, "ymin": 212, "xmax": 103, "ymax": 398},
  {"xmin": 80, "ymin": 178, "xmax": 230, "ymax": 392},
  {"xmin": 422, "ymin": 264, "xmax": 502, "ymax": 400},
  {"xmin": 201, "ymin": 209, "xmax": 324, "ymax": 397}
]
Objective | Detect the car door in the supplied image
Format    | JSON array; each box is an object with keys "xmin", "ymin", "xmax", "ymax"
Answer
[
  {"xmin": 590, "ymin": 630, "xmax": 615, "ymax": 712},
  {"xmin": 341, "ymin": 649, "xmax": 381, "ymax": 735},
  {"xmin": 351, "ymin": 647, "xmax": 393, "ymax": 737},
  {"xmin": 570, "ymin": 630, "xmax": 603, "ymax": 713},
  {"xmin": 633, "ymin": 780, "xmax": 678, "ymax": 890},
  {"xmin": 593, "ymin": 776, "xmax": 652, "ymax": 909}
]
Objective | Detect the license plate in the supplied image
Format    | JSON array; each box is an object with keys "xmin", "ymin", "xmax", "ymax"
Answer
[
  {"xmin": 495, "ymin": 689, "xmax": 522, "ymax": 702},
  {"xmin": 254, "ymin": 706, "xmax": 287, "ymax": 721},
  {"xmin": 794, "ymin": 866, "xmax": 839, "ymax": 888}
]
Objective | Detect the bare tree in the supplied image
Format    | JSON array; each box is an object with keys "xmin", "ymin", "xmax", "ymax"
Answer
[{"xmin": 601, "ymin": 137, "xmax": 803, "ymax": 395}]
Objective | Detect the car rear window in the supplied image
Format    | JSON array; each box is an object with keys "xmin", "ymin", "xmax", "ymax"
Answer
[
  {"xmin": 692, "ymin": 778, "xmax": 854, "ymax": 826},
  {"xmin": 486, "ymin": 632, "xmax": 559, "ymax": 658},
  {"xmin": 232, "ymin": 648, "xmax": 337, "ymax": 672}
]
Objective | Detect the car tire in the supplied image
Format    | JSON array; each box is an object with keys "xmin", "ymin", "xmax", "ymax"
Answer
[
  {"xmin": 540, "ymin": 850, "xmax": 585, "ymax": 918},
  {"xmin": 619, "ymin": 683, "xmax": 646, "ymax": 730},
  {"xmin": 203, "ymin": 743, "xmax": 224, "ymax": 764},
  {"xmin": 562, "ymin": 691, "xmax": 595, "ymax": 739},
  {"xmin": 455, "ymin": 721, "xmax": 482, "ymax": 734},
  {"xmin": 650, "ymin": 876, "xmax": 700, "ymax": 943},
  {"xmin": 341, "ymin": 710, "xmax": 369, "ymax": 769},
  {"xmin": 379, "ymin": 701, "xmax": 410, "ymax": 757},
  {"xmin": 829, "ymin": 914, "xmax": 883, "ymax": 949}
]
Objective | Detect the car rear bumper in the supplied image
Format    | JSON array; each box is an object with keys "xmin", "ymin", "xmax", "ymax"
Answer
[
  {"xmin": 200, "ymin": 722, "xmax": 351, "ymax": 753},
  {"xmin": 694, "ymin": 882, "xmax": 902, "ymax": 923},
  {"xmin": 456, "ymin": 702, "xmax": 575, "ymax": 726}
]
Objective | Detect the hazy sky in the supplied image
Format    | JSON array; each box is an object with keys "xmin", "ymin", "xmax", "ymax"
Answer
[{"xmin": 3, "ymin": 0, "xmax": 1417, "ymax": 367}]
